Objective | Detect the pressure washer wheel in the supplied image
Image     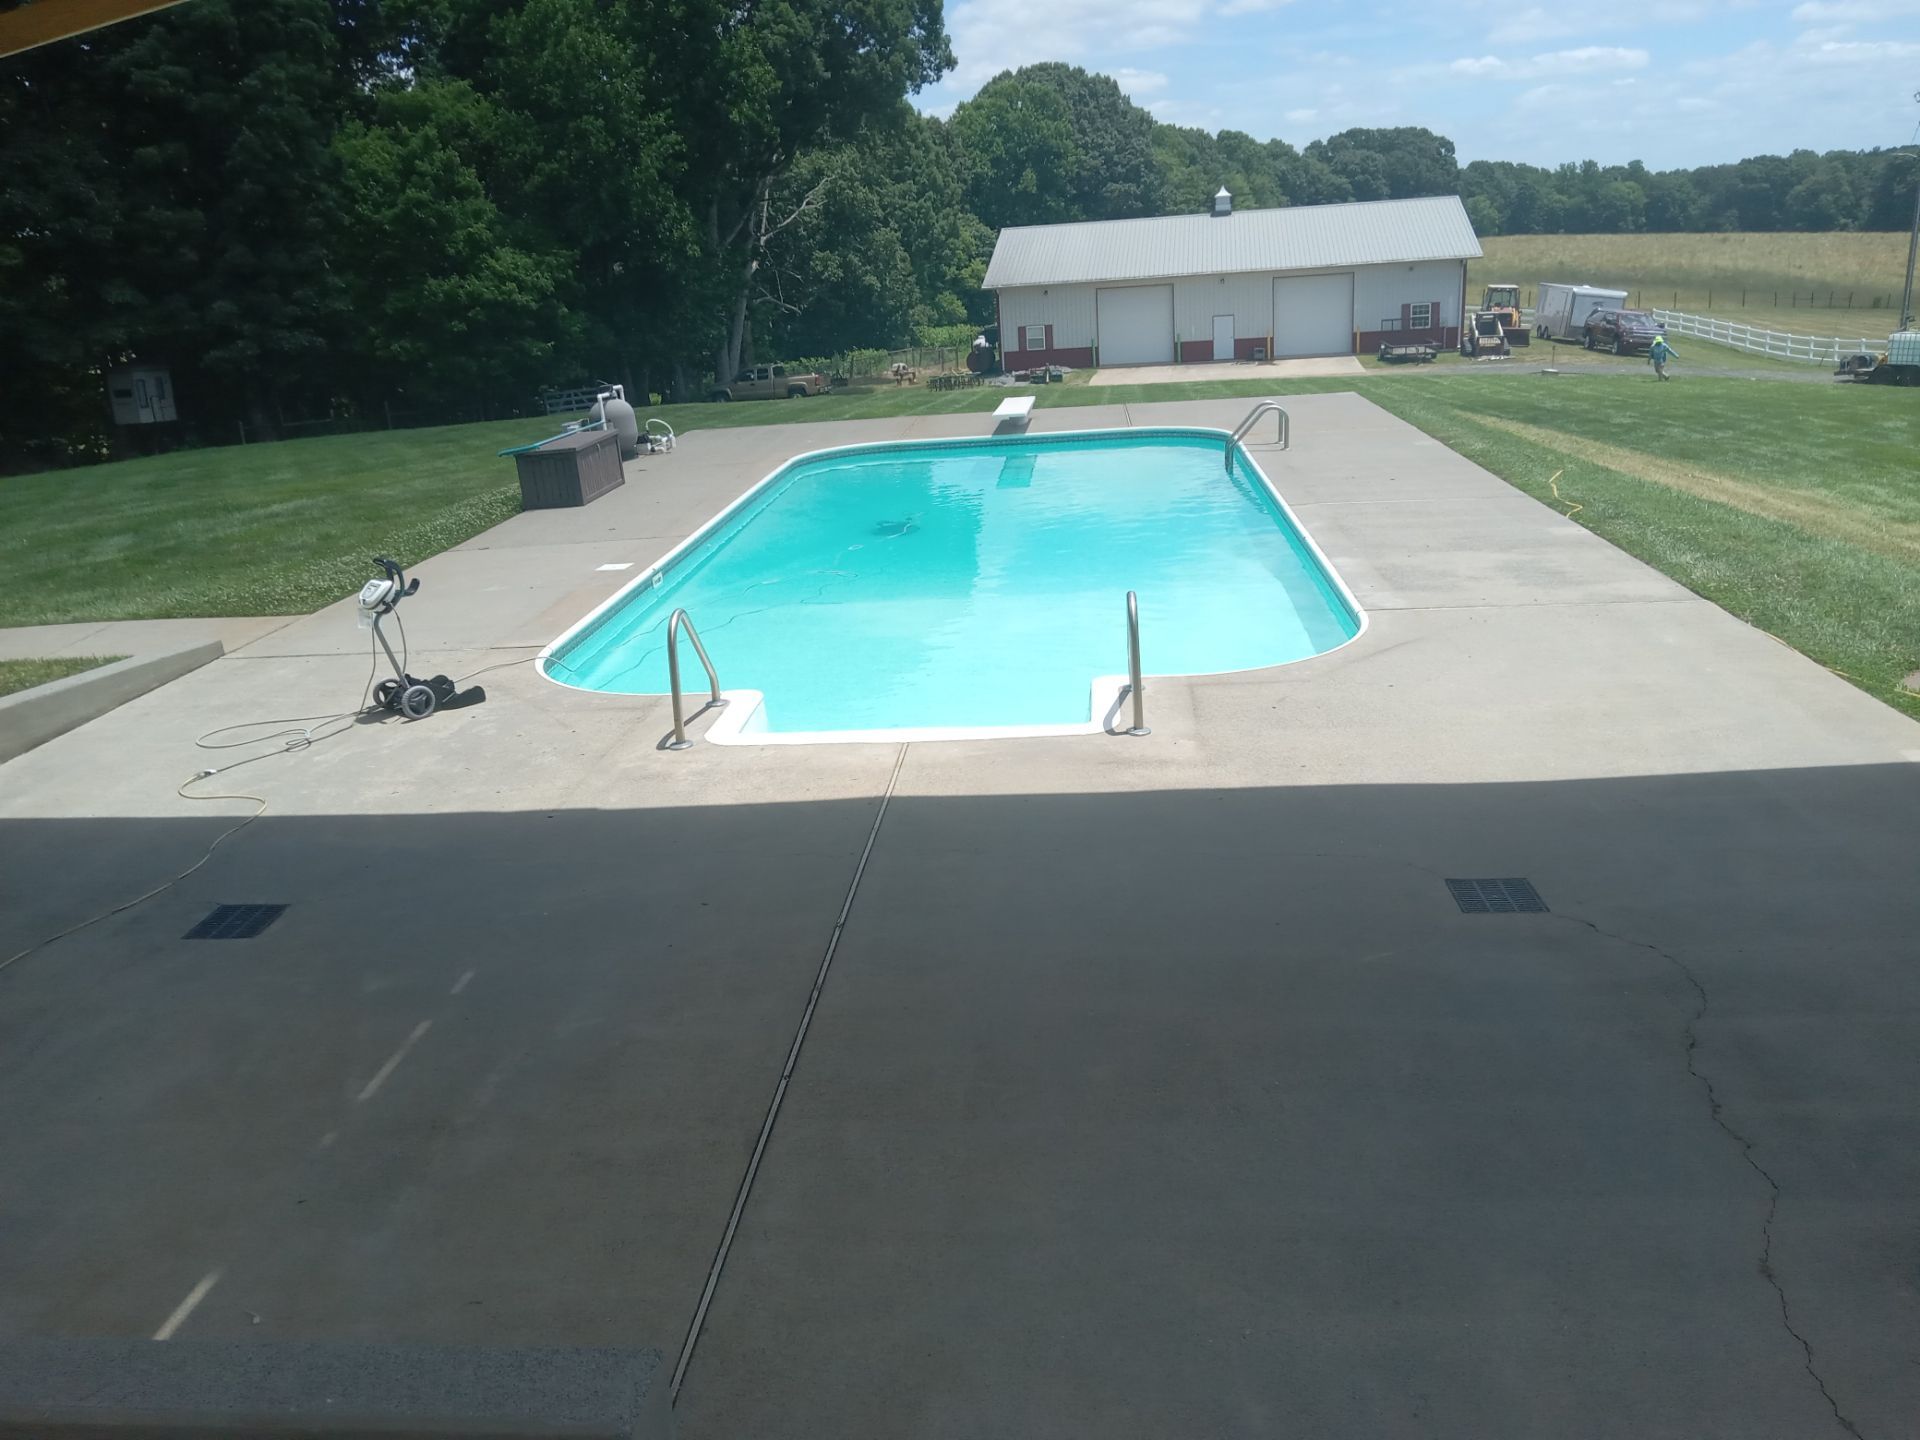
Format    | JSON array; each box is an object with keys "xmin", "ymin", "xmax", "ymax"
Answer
[
  {"xmin": 399, "ymin": 683, "xmax": 438, "ymax": 720},
  {"xmin": 374, "ymin": 679, "xmax": 402, "ymax": 711}
]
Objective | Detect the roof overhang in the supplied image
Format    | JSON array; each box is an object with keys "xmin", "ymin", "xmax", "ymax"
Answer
[{"xmin": 0, "ymin": 0, "xmax": 193, "ymax": 58}]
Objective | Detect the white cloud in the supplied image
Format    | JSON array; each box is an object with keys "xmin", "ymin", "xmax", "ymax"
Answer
[
  {"xmin": 1107, "ymin": 67, "xmax": 1168, "ymax": 95},
  {"xmin": 1804, "ymin": 37, "xmax": 1920, "ymax": 59},
  {"xmin": 1514, "ymin": 83, "xmax": 1572, "ymax": 109},
  {"xmin": 1473, "ymin": 0, "xmax": 1717, "ymax": 43},
  {"xmin": 1485, "ymin": 6, "xmax": 1581, "ymax": 43},
  {"xmin": 1791, "ymin": 0, "xmax": 1920, "ymax": 19},
  {"xmin": 917, "ymin": 0, "xmax": 1917, "ymax": 173},
  {"xmin": 1551, "ymin": 45, "xmax": 1651, "ymax": 71},
  {"xmin": 932, "ymin": 0, "xmax": 1211, "ymax": 93},
  {"xmin": 1448, "ymin": 45, "xmax": 1647, "ymax": 80},
  {"xmin": 1482, "ymin": 21, "xmax": 1920, "ymax": 167}
]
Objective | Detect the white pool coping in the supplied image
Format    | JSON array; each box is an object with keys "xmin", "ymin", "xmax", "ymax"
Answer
[{"xmin": 536, "ymin": 426, "xmax": 1369, "ymax": 746}]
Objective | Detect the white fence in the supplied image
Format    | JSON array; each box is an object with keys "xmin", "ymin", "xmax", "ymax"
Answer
[{"xmin": 1650, "ymin": 310, "xmax": 1880, "ymax": 367}]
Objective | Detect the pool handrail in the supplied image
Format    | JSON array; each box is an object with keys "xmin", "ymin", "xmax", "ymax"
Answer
[
  {"xmin": 1124, "ymin": 590, "xmax": 1149, "ymax": 737},
  {"xmin": 1225, "ymin": 401, "xmax": 1289, "ymax": 468},
  {"xmin": 665, "ymin": 608, "xmax": 725, "ymax": 750}
]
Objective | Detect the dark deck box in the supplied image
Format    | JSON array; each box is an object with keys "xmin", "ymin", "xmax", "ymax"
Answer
[{"xmin": 515, "ymin": 428, "xmax": 624, "ymax": 508}]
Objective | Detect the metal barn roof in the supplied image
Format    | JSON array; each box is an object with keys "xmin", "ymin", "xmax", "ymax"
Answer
[{"xmin": 982, "ymin": 195, "xmax": 1482, "ymax": 290}]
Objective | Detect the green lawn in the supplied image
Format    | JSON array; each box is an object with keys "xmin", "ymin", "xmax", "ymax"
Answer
[
  {"xmin": 0, "ymin": 655, "xmax": 125, "ymax": 697},
  {"xmin": 4, "ymin": 371, "xmax": 1916, "ymax": 715},
  {"xmin": 1362, "ymin": 376, "xmax": 1920, "ymax": 717}
]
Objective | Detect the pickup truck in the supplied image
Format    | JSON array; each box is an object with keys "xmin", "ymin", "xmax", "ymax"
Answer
[
  {"xmin": 708, "ymin": 364, "xmax": 830, "ymax": 402},
  {"xmin": 1582, "ymin": 308, "xmax": 1665, "ymax": 355}
]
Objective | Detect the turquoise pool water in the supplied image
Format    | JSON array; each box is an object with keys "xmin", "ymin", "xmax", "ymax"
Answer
[{"xmin": 541, "ymin": 428, "xmax": 1360, "ymax": 737}]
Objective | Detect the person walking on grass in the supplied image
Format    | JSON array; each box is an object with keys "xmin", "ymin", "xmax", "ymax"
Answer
[{"xmin": 1648, "ymin": 332, "xmax": 1678, "ymax": 380}]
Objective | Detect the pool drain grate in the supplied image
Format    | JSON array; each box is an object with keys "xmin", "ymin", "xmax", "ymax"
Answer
[
  {"xmin": 183, "ymin": 904, "xmax": 288, "ymax": 940},
  {"xmin": 1446, "ymin": 878, "xmax": 1547, "ymax": 914}
]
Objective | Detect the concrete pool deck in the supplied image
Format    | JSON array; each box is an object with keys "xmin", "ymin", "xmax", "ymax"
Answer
[{"xmin": 2, "ymin": 392, "xmax": 1917, "ymax": 1438}]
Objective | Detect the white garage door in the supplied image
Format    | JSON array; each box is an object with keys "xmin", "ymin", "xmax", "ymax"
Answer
[
  {"xmin": 1095, "ymin": 285, "xmax": 1174, "ymax": 366},
  {"xmin": 1272, "ymin": 273, "xmax": 1354, "ymax": 358}
]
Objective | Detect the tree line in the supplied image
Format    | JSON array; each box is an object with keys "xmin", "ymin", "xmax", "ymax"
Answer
[{"xmin": 4, "ymin": 17, "xmax": 1916, "ymax": 468}]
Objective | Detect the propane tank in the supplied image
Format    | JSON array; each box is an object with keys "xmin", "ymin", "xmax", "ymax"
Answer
[{"xmin": 594, "ymin": 386, "xmax": 640, "ymax": 459}]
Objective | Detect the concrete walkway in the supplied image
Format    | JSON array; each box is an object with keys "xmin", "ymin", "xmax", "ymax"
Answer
[{"xmin": 1, "ymin": 395, "xmax": 1916, "ymax": 1439}]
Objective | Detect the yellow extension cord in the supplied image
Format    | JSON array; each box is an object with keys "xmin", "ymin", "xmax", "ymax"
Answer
[{"xmin": 0, "ymin": 781, "xmax": 267, "ymax": 976}]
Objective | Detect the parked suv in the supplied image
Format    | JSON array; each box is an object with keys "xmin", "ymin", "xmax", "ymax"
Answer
[
  {"xmin": 1582, "ymin": 308, "xmax": 1664, "ymax": 355},
  {"xmin": 708, "ymin": 363, "xmax": 830, "ymax": 402}
]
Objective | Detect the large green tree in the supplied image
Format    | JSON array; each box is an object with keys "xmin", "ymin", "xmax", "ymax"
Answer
[
  {"xmin": 1, "ymin": 0, "xmax": 362, "ymax": 449},
  {"xmin": 955, "ymin": 64, "xmax": 1162, "ymax": 224},
  {"xmin": 663, "ymin": 0, "xmax": 954, "ymax": 383},
  {"xmin": 386, "ymin": 0, "xmax": 705, "ymax": 396},
  {"xmin": 950, "ymin": 73, "xmax": 1081, "ymax": 229},
  {"xmin": 758, "ymin": 109, "xmax": 992, "ymax": 356},
  {"xmin": 1307, "ymin": 127, "xmax": 1458, "ymax": 202},
  {"xmin": 332, "ymin": 80, "xmax": 578, "ymax": 413}
]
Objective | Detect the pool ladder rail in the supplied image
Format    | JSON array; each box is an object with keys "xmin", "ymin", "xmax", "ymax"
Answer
[
  {"xmin": 1225, "ymin": 401, "xmax": 1289, "ymax": 469},
  {"xmin": 1123, "ymin": 590, "xmax": 1149, "ymax": 737},
  {"xmin": 662, "ymin": 593, "xmax": 1150, "ymax": 747},
  {"xmin": 664, "ymin": 608, "xmax": 725, "ymax": 750}
]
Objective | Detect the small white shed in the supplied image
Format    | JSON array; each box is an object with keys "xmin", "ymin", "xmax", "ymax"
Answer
[{"xmin": 107, "ymin": 364, "xmax": 178, "ymax": 425}]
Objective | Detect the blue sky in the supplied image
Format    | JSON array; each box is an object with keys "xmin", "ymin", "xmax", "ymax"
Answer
[{"xmin": 915, "ymin": 0, "xmax": 1920, "ymax": 171}]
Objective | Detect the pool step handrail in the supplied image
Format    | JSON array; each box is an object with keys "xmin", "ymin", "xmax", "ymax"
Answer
[
  {"xmin": 1124, "ymin": 590, "xmax": 1149, "ymax": 737},
  {"xmin": 1225, "ymin": 401, "xmax": 1290, "ymax": 468},
  {"xmin": 665, "ymin": 608, "xmax": 725, "ymax": 750}
]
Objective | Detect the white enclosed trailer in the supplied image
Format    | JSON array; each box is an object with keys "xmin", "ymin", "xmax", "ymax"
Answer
[{"xmin": 1534, "ymin": 283, "xmax": 1628, "ymax": 342}]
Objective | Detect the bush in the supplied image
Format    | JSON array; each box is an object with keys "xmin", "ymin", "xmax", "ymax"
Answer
[{"xmin": 913, "ymin": 322, "xmax": 978, "ymax": 348}]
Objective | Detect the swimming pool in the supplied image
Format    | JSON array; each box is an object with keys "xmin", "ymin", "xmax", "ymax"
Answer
[{"xmin": 539, "ymin": 427, "xmax": 1364, "ymax": 743}]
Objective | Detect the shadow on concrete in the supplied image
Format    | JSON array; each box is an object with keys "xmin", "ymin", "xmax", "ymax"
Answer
[{"xmin": 1, "ymin": 762, "xmax": 1916, "ymax": 1439}]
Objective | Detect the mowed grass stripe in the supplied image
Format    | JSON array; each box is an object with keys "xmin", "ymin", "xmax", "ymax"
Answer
[
  {"xmin": 1367, "ymin": 384, "xmax": 1920, "ymax": 714},
  {"xmin": 1470, "ymin": 414, "xmax": 1920, "ymax": 563}
]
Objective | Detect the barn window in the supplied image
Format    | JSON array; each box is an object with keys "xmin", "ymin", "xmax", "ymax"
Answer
[
  {"xmin": 1021, "ymin": 324, "xmax": 1047, "ymax": 351},
  {"xmin": 1409, "ymin": 302, "xmax": 1434, "ymax": 330}
]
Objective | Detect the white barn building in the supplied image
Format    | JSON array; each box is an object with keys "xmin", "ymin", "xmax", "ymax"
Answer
[{"xmin": 983, "ymin": 191, "xmax": 1482, "ymax": 368}]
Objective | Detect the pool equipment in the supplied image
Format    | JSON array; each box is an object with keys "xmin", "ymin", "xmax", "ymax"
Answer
[
  {"xmin": 497, "ymin": 384, "xmax": 677, "ymax": 462},
  {"xmin": 357, "ymin": 556, "xmax": 464, "ymax": 720},
  {"xmin": 591, "ymin": 384, "xmax": 640, "ymax": 459}
]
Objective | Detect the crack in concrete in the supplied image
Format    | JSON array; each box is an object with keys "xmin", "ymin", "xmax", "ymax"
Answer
[
  {"xmin": 1136, "ymin": 844, "xmax": 1870, "ymax": 1436},
  {"xmin": 1554, "ymin": 912, "xmax": 1866, "ymax": 1440}
]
